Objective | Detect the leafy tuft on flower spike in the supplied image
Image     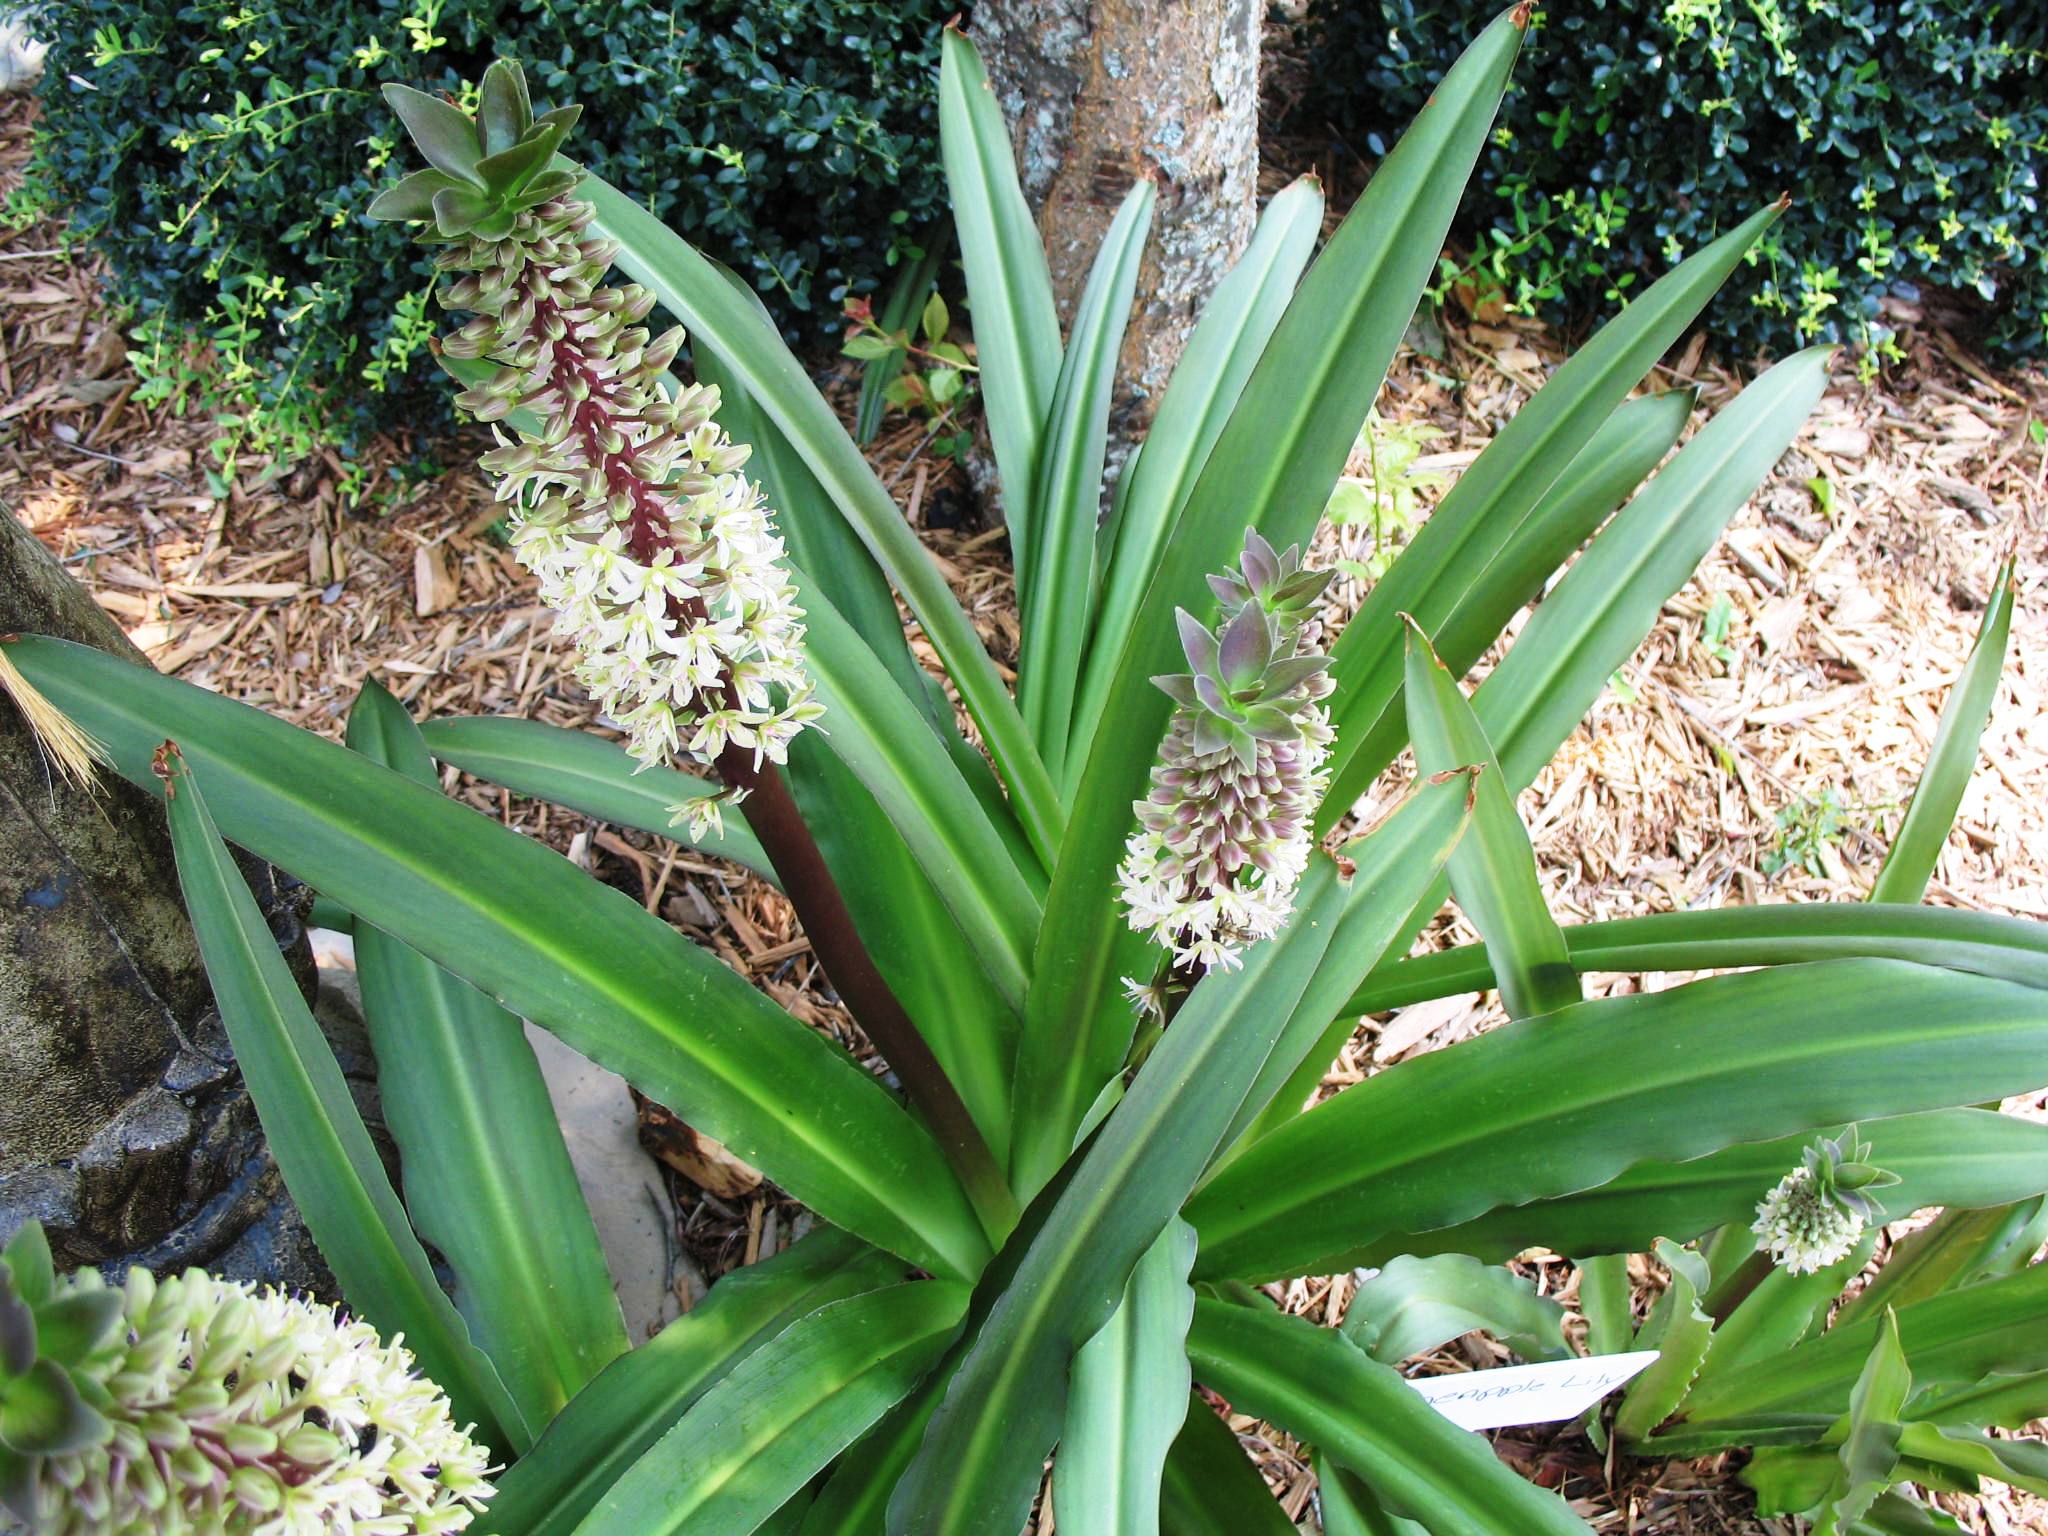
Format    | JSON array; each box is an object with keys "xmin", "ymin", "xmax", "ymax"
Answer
[
  {"xmin": 1751, "ymin": 1125, "xmax": 1902, "ymax": 1275},
  {"xmin": 1118, "ymin": 531, "xmax": 1335, "ymax": 971},
  {"xmin": 0, "ymin": 1222, "xmax": 493, "ymax": 1533},
  {"xmin": 370, "ymin": 60, "xmax": 821, "ymax": 836}
]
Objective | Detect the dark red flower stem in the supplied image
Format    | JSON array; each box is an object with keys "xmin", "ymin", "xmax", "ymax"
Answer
[{"xmin": 536, "ymin": 302, "xmax": 1016, "ymax": 1238}]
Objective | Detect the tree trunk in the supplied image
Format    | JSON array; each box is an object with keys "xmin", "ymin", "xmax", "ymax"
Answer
[
  {"xmin": 0, "ymin": 508, "xmax": 352, "ymax": 1287},
  {"xmin": 972, "ymin": 0, "xmax": 1260, "ymax": 435}
]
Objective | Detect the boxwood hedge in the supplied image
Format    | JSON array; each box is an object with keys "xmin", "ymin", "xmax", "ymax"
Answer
[
  {"xmin": 1304, "ymin": 0, "xmax": 2048, "ymax": 361},
  {"xmin": 30, "ymin": 0, "xmax": 948, "ymax": 444}
]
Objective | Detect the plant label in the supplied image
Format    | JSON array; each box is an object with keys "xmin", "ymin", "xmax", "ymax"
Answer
[{"xmin": 1406, "ymin": 1351, "xmax": 1661, "ymax": 1432}]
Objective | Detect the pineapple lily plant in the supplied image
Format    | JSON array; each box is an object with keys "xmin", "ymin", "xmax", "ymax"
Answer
[{"xmin": 8, "ymin": 8, "xmax": 2048, "ymax": 1531}]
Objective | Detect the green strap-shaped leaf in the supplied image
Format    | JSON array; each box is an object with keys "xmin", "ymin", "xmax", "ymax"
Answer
[
  {"xmin": 1613, "ymin": 1241, "xmax": 1717, "ymax": 1444},
  {"xmin": 1321, "ymin": 387, "xmax": 1695, "ymax": 820},
  {"xmin": 1426, "ymin": 388, "xmax": 1696, "ymax": 681},
  {"xmin": 889, "ymin": 857, "xmax": 1354, "ymax": 1536},
  {"xmin": 1019, "ymin": 179, "xmax": 1154, "ymax": 764},
  {"xmin": 155, "ymin": 746, "xmax": 525, "ymax": 1455},
  {"xmin": 1187, "ymin": 960, "xmax": 2048, "ymax": 1282},
  {"xmin": 1345, "ymin": 902, "xmax": 2048, "ymax": 1015},
  {"xmin": 1070, "ymin": 177, "xmax": 1325, "ymax": 788},
  {"xmin": 1341, "ymin": 1252, "xmax": 1569, "ymax": 1365},
  {"xmin": 1838, "ymin": 1200, "xmax": 2048, "ymax": 1329},
  {"xmin": 10, "ymin": 636, "xmax": 991, "ymax": 1284},
  {"xmin": 1185, "ymin": 1298, "xmax": 1589, "ymax": 1534},
  {"xmin": 1317, "ymin": 1457, "xmax": 1427, "ymax": 1536},
  {"xmin": 1016, "ymin": 7, "xmax": 1528, "ymax": 1195},
  {"xmin": 1219, "ymin": 771, "xmax": 1475, "ymax": 1154},
  {"xmin": 1158, "ymin": 1395, "xmax": 1296, "ymax": 1536},
  {"xmin": 1054, "ymin": 1219, "xmax": 1197, "ymax": 1536},
  {"xmin": 347, "ymin": 682, "xmax": 627, "ymax": 1433},
  {"xmin": 889, "ymin": 771, "xmax": 1471, "ymax": 1535},
  {"xmin": 582, "ymin": 170, "xmax": 1065, "ymax": 871},
  {"xmin": 1403, "ymin": 619, "xmax": 1579, "ymax": 1018},
  {"xmin": 1682, "ymin": 1263, "xmax": 2048, "ymax": 1424},
  {"xmin": 1695, "ymin": 1233, "xmax": 1874, "ymax": 1390},
  {"xmin": 1909, "ymin": 1368, "xmax": 2048, "ymax": 1433},
  {"xmin": 1869, "ymin": 561, "xmax": 2015, "ymax": 904},
  {"xmin": 1476, "ymin": 345, "xmax": 1834, "ymax": 791},
  {"xmin": 938, "ymin": 27, "xmax": 1063, "ymax": 560},
  {"xmin": 493, "ymin": 1228, "xmax": 904, "ymax": 1536},
  {"xmin": 1893, "ymin": 1420, "xmax": 2048, "ymax": 1497},
  {"xmin": 798, "ymin": 1363, "xmax": 953, "ymax": 1536},
  {"xmin": 575, "ymin": 1280, "xmax": 969, "ymax": 1536},
  {"xmin": 1343, "ymin": 1109, "xmax": 2048, "ymax": 1270},
  {"xmin": 797, "ymin": 576, "xmax": 1041, "ymax": 1014},
  {"xmin": 1812, "ymin": 1311, "xmax": 1914, "ymax": 1536},
  {"xmin": 416, "ymin": 715, "xmax": 773, "ymax": 880},
  {"xmin": 1315, "ymin": 198, "xmax": 1787, "ymax": 829}
]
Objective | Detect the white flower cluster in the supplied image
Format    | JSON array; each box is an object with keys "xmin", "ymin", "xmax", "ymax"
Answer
[
  {"xmin": 37, "ymin": 1268, "xmax": 492, "ymax": 1535},
  {"xmin": 436, "ymin": 192, "xmax": 820, "ymax": 835},
  {"xmin": 1118, "ymin": 534, "xmax": 1335, "ymax": 972},
  {"xmin": 1751, "ymin": 1165, "xmax": 1865, "ymax": 1275}
]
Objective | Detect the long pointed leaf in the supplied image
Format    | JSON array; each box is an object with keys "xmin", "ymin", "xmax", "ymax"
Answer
[
  {"xmin": 415, "ymin": 715, "xmax": 772, "ymax": 880},
  {"xmin": 1869, "ymin": 561, "xmax": 2014, "ymax": 903},
  {"xmin": 576, "ymin": 1280, "xmax": 969, "ymax": 1536},
  {"xmin": 891, "ymin": 772, "xmax": 1473, "ymax": 1535},
  {"xmin": 11, "ymin": 636, "xmax": 991, "ymax": 1283},
  {"xmin": 492, "ymin": 1228, "xmax": 903, "ymax": 1536},
  {"xmin": 938, "ymin": 27, "xmax": 1063, "ymax": 555},
  {"xmin": 1188, "ymin": 960, "xmax": 2048, "ymax": 1282},
  {"xmin": 1070, "ymin": 178, "xmax": 1326, "ymax": 787},
  {"xmin": 1316, "ymin": 198, "xmax": 1789, "ymax": 828},
  {"xmin": 1185, "ymin": 1298, "xmax": 1589, "ymax": 1533},
  {"xmin": 1019, "ymin": 179, "xmax": 1154, "ymax": 762},
  {"xmin": 1158, "ymin": 1396, "xmax": 1297, "ymax": 1536},
  {"xmin": 1015, "ymin": 5, "xmax": 1528, "ymax": 1194},
  {"xmin": 1342, "ymin": 1109, "xmax": 2048, "ymax": 1269},
  {"xmin": 155, "ymin": 746, "xmax": 524, "ymax": 1454},
  {"xmin": 347, "ymin": 682, "xmax": 626, "ymax": 1432},
  {"xmin": 1345, "ymin": 902, "xmax": 2048, "ymax": 1015},
  {"xmin": 1403, "ymin": 619, "xmax": 1579, "ymax": 1018},
  {"xmin": 1054, "ymin": 1219, "xmax": 1197, "ymax": 1536}
]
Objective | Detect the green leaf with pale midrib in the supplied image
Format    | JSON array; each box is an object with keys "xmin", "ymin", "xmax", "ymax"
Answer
[
  {"xmin": 1188, "ymin": 960, "xmax": 2048, "ymax": 1282},
  {"xmin": 1315, "ymin": 198, "xmax": 1788, "ymax": 831},
  {"xmin": 1869, "ymin": 562, "xmax": 2014, "ymax": 903},
  {"xmin": 1341, "ymin": 1109, "xmax": 2048, "ymax": 1270},
  {"xmin": 1069, "ymin": 177, "xmax": 1325, "ymax": 789},
  {"xmin": 1019, "ymin": 179, "xmax": 1153, "ymax": 767},
  {"xmin": 938, "ymin": 28, "xmax": 1063, "ymax": 575},
  {"xmin": 1344, "ymin": 901, "xmax": 2048, "ymax": 1014},
  {"xmin": 10, "ymin": 635, "xmax": 990, "ymax": 1284},
  {"xmin": 489, "ymin": 1228, "xmax": 902, "ymax": 1536},
  {"xmin": 1054, "ymin": 1219, "xmax": 1197, "ymax": 1536},
  {"xmin": 1013, "ymin": 3, "xmax": 1528, "ymax": 1198},
  {"xmin": 1185, "ymin": 1298, "xmax": 1589, "ymax": 1533},
  {"xmin": 576, "ymin": 1280, "xmax": 970, "ymax": 1536},
  {"xmin": 417, "ymin": 715, "xmax": 773, "ymax": 881},
  {"xmin": 157, "ymin": 749, "xmax": 525, "ymax": 1456},
  {"xmin": 348, "ymin": 682, "xmax": 626, "ymax": 1434}
]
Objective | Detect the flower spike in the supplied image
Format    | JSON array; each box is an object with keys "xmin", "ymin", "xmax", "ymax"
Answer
[
  {"xmin": 1751, "ymin": 1125, "xmax": 1901, "ymax": 1275},
  {"xmin": 1118, "ymin": 529, "xmax": 1335, "ymax": 971},
  {"xmin": 370, "ymin": 61, "xmax": 820, "ymax": 835}
]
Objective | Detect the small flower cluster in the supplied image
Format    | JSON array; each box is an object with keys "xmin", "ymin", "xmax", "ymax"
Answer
[
  {"xmin": 1118, "ymin": 533, "xmax": 1335, "ymax": 971},
  {"xmin": 1751, "ymin": 1125, "xmax": 1901, "ymax": 1275},
  {"xmin": 16, "ymin": 1261, "xmax": 492, "ymax": 1534},
  {"xmin": 371, "ymin": 63, "xmax": 820, "ymax": 836}
]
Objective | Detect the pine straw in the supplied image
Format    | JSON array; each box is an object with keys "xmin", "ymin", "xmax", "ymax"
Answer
[{"xmin": 7, "ymin": 86, "xmax": 2048, "ymax": 1533}]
